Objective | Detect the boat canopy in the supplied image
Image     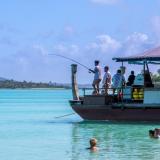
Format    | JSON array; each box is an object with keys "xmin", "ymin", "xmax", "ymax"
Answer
[{"xmin": 113, "ymin": 46, "xmax": 160, "ymax": 63}]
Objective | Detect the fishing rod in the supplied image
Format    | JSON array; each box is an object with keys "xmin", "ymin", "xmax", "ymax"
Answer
[
  {"xmin": 54, "ymin": 113, "xmax": 75, "ymax": 119},
  {"xmin": 49, "ymin": 53, "xmax": 94, "ymax": 73}
]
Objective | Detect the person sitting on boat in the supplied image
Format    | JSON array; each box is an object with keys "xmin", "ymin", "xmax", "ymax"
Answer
[
  {"xmin": 87, "ymin": 138, "xmax": 98, "ymax": 151},
  {"xmin": 112, "ymin": 69, "xmax": 125, "ymax": 94},
  {"xmin": 102, "ymin": 66, "xmax": 111, "ymax": 95},
  {"xmin": 127, "ymin": 71, "xmax": 135, "ymax": 86},
  {"xmin": 89, "ymin": 60, "xmax": 102, "ymax": 95}
]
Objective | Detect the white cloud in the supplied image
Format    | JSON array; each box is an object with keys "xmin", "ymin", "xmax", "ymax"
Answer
[
  {"xmin": 97, "ymin": 35, "xmax": 121, "ymax": 52},
  {"xmin": 122, "ymin": 32, "xmax": 152, "ymax": 56},
  {"xmin": 90, "ymin": 0, "xmax": 119, "ymax": 5},
  {"xmin": 126, "ymin": 32, "xmax": 148, "ymax": 43},
  {"xmin": 0, "ymin": 45, "xmax": 60, "ymax": 82},
  {"xmin": 87, "ymin": 34, "xmax": 121, "ymax": 53},
  {"xmin": 84, "ymin": 32, "xmax": 154, "ymax": 78},
  {"xmin": 0, "ymin": 32, "xmax": 156, "ymax": 83}
]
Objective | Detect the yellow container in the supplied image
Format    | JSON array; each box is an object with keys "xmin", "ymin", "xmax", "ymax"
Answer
[
  {"xmin": 138, "ymin": 91, "xmax": 144, "ymax": 99},
  {"xmin": 133, "ymin": 89, "xmax": 139, "ymax": 100},
  {"xmin": 134, "ymin": 89, "xmax": 138, "ymax": 92},
  {"xmin": 139, "ymin": 89, "xmax": 143, "ymax": 92}
]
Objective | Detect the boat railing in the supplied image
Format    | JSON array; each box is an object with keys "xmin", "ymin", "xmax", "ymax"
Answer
[{"xmin": 81, "ymin": 86, "xmax": 145, "ymax": 102}]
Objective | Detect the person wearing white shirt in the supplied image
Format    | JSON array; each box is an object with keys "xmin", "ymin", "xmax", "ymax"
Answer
[
  {"xmin": 112, "ymin": 69, "xmax": 125, "ymax": 94},
  {"xmin": 102, "ymin": 66, "xmax": 111, "ymax": 95},
  {"xmin": 89, "ymin": 60, "xmax": 102, "ymax": 94}
]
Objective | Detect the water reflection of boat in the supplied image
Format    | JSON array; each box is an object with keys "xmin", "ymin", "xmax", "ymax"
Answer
[{"xmin": 69, "ymin": 47, "xmax": 160, "ymax": 121}]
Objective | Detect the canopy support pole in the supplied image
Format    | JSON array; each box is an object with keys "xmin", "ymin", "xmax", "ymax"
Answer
[{"xmin": 143, "ymin": 61, "xmax": 146, "ymax": 87}]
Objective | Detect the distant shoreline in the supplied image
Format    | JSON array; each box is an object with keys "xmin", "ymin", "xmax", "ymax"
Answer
[
  {"xmin": 0, "ymin": 78, "xmax": 91, "ymax": 89},
  {"xmin": 0, "ymin": 79, "xmax": 71, "ymax": 89}
]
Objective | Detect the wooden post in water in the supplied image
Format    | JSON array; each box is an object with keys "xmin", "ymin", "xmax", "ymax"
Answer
[{"xmin": 71, "ymin": 64, "xmax": 79, "ymax": 100}]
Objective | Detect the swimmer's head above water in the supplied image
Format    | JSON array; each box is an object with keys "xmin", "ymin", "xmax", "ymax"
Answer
[
  {"xmin": 149, "ymin": 129, "xmax": 160, "ymax": 138},
  {"xmin": 90, "ymin": 138, "xmax": 97, "ymax": 146},
  {"xmin": 87, "ymin": 138, "xmax": 98, "ymax": 151}
]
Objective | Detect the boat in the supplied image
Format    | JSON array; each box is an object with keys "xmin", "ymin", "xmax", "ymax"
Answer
[{"xmin": 69, "ymin": 46, "xmax": 160, "ymax": 121}]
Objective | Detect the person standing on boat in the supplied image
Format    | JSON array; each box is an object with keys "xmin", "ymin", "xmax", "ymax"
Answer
[
  {"xmin": 89, "ymin": 60, "xmax": 102, "ymax": 95},
  {"xmin": 112, "ymin": 69, "xmax": 125, "ymax": 94},
  {"xmin": 127, "ymin": 71, "xmax": 135, "ymax": 86},
  {"xmin": 120, "ymin": 66, "xmax": 126, "ymax": 86},
  {"xmin": 102, "ymin": 66, "xmax": 111, "ymax": 95}
]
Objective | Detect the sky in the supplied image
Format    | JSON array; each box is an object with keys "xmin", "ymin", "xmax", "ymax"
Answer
[{"xmin": 0, "ymin": 0, "xmax": 160, "ymax": 83}]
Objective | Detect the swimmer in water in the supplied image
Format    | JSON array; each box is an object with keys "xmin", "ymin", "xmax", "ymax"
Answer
[
  {"xmin": 149, "ymin": 129, "xmax": 160, "ymax": 138},
  {"xmin": 87, "ymin": 138, "xmax": 98, "ymax": 151},
  {"xmin": 154, "ymin": 128, "xmax": 160, "ymax": 138},
  {"xmin": 149, "ymin": 130, "xmax": 155, "ymax": 138}
]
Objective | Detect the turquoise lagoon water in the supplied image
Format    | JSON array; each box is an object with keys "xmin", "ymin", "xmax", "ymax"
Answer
[{"xmin": 0, "ymin": 89, "xmax": 160, "ymax": 160}]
